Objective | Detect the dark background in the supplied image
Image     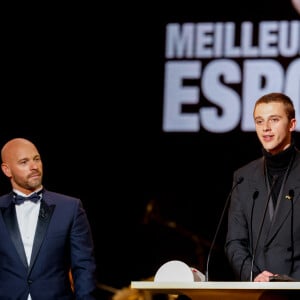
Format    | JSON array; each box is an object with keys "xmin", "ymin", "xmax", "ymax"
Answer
[{"xmin": 0, "ymin": 1, "xmax": 299, "ymax": 298}]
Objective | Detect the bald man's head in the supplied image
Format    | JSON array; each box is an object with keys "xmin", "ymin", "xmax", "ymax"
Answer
[
  {"xmin": 1, "ymin": 138, "xmax": 38, "ymax": 163},
  {"xmin": 1, "ymin": 138, "xmax": 43, "ymax": 194}
]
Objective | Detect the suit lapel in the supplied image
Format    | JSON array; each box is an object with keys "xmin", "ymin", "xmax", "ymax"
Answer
[
  {"xmin": 28, "ymin": 200, "xmax": 55, "ymax": 273},
  {"xmin": 2, "ymin": 203, "xmax": 28, "ymax": 268},
  {"xmin": 265, "ymin": 170, "xmax": 300, "ymax": 244},
  {"xmin": 251, "ymin": 158, "xmax": 271, "ymax": 226},
  {"xmin": 250, "ymin": 158, "xmax": 276, "ymax": 249}
]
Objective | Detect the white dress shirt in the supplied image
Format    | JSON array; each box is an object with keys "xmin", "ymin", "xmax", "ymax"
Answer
[{"xmin": 14, "ymin": 191, "xmax": 41, "ymax": 300}]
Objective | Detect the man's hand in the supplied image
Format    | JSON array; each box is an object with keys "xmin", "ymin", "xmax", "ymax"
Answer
[{"xmin": 254, "ymin": 270, "xmax": 274, "ymax": 282}]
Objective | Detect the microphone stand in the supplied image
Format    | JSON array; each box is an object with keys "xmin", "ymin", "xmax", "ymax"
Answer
[
  {"xmin": 205, "ymin": 177, "xmax": 243, "ymax": 281},
  {"xmin": 249, "ymin": 175, "xmax": 278, "ymax": 281}
]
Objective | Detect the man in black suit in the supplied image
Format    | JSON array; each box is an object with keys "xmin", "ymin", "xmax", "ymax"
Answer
[{"xmin": 225, "ymin": 92, "xmax": 300, "ymax": 282}]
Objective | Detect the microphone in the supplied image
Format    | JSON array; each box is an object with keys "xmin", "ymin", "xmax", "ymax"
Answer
[
  {"xmin": 250, "ymin": 190, "xmax": 259, "ymax": 262},
  {"xmin": 249, "ymin": 175, "xmax": 278, "ymax": 281},
  {"xmin": 285, "ymin": 189, "xmax": 294, "ymax": 201},
  {"xmin": 39, "ymin": 206, "xmax": 49, "ymax": 219},
  {"xmin": 205, "ymin": 176, "xmax": 244, "ymax": 281},
  {"xmin": 40, "ymin": 207, "xmax": 46, "ymax": 219}
]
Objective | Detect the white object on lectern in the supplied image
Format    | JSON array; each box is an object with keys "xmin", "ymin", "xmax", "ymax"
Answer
[{"xmin": 154, "ymin": 260, "xmax": 205, "ymax": 282}]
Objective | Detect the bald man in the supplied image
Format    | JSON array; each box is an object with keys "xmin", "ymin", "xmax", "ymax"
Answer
[{"xmin": 0, "ymin": 138, "xmax": 97, "ymax": 300}]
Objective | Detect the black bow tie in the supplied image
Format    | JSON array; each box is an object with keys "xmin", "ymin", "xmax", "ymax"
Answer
[{"xmin": 13, "ymin": 192, "xmax": 41, "ymax": 205}]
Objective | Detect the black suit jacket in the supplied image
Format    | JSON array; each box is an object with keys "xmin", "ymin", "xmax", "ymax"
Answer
[{"xmin": 225, "ymin": 149, "xmax": 300, "ymax": 281}]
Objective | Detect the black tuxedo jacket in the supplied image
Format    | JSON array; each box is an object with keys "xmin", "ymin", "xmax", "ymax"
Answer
[
  {"xmin": 225, "ymin": 149, "xmax": 300, "ymax": 281},
  {"xmin": 0, "ymin": 189, "xmax": 97, "ymax": 299}
]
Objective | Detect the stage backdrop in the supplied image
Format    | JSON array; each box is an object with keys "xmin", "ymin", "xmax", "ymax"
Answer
[
  {"xmin": 95, "ymin": 0, "xmax": 299, "ymax": 291},
  {"xmin": 0, "ymin": 0, "xmax": 299, "ymax": 297}
]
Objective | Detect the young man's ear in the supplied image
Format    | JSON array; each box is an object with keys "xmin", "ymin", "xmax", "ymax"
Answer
[{"xmin": 290, "ymin": 119, "xmax": 296, "ymax": 132}]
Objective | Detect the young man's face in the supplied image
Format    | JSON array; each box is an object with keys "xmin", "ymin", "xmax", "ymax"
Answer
[{"xmin": 254, "ymin": 102, "xmax": 296, "ymax": 155}]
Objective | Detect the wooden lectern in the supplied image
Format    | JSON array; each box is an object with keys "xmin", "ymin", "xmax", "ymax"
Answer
[{"xmin": 131, "ymin": 281, "xmax": 300, "ymax": 300}]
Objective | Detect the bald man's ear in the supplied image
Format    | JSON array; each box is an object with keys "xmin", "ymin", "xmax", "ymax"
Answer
[{"xmin": 1, "ymin": 163, "xmax": 12, "ymax": 178}]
